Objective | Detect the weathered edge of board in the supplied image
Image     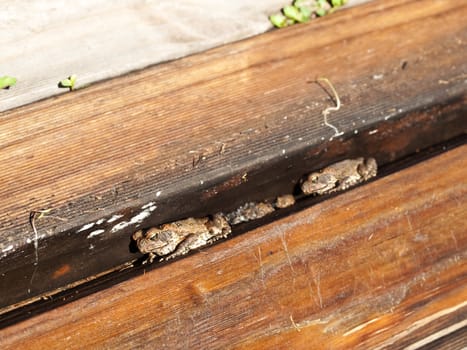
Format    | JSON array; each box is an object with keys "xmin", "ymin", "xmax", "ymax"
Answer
[
  {"xmin": 0, "ymin": 144, "xmax": 465, "ymax": 349},
  {"xmin": 0, "ymin": 0, "xmax": 466, "ymax": 311}
]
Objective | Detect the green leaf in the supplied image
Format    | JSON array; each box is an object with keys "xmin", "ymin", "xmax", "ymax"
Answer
[
  {"xmin": 285, "ymin": 17, "xmax": 296, "ymax": 26},
  {"xmin": 331, "ymin": 0, "xmax": 347, "ymax": 7},
  {"xmin": 0, "ymin": 76, "xmax": 17, "ymax": 89},
  {"xmin": 270, "ymin": 13, "xmax": 288, "ymax": 28},
  {"xmin": 59, "ymin": 78, "xmax": 72, "ymax": 87},
  {"xmin": 317, "ymin": 0, "xmax": 328, "ymax": 7},
  {"xmin": 59, "ymin": 74, "xmax": 77, "ymax": 90},
  {"xmin": 297, "ymin": 6, "xmax": 312, "ymax": 21},
  {"xmin": 283, "ymin": 5, "xmax": 305, "ymax": 22},
  {"xmin": 294, "ymin": 0, "xmax": 314, "ymax": 7},
  {"xmin": 69, "ymin": 74, "xmax": 77, "ymax": 88},
  {"xmin": 316, "ymin": 7, "xmax": 327, "ymax": 16}
]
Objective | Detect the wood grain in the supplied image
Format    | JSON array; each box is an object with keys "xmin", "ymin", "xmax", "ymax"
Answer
[
  {"xmin": 0, "ymin": 143, "xmax": 465, "ymax": 349},
  {"xmin": 0, "ymin": 0, "xmax": 466, "ymax": 311}
]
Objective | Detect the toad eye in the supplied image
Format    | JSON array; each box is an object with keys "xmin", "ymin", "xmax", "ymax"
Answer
[
  {"xmin": 316, "ymin": 173, "xmax": 337, "ymax": 184},
  {"xmin": 148, "ymin": 230, "xmax": 172, "ymax": 242},
  {"xmin": 147, "ymin": 231, "xmax": 160, "ymax": 240},
  {"xmin": 309, "ymin": 174, "xmax": 319, "ymax": 183}
]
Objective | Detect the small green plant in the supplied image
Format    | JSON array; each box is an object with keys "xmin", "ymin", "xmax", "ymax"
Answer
[
  {"xmin": 58, "ymin": 74, "xmax": 77, "ymax": 91},
  {"xmin": 269, "ymin": 13, "xmax": 294, "ymax": 28},
  {"xmin": 0, "ymin": 76, "xmax": 17, "ymax": 89},
  {"xmin": 269, "ymin": 0, "xmax": 347, "ymax": 28}
]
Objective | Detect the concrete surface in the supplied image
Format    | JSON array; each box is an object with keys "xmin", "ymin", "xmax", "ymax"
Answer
[{"xmin": 0, "ymin": 0, "xmax": 369, "ymax": 112}]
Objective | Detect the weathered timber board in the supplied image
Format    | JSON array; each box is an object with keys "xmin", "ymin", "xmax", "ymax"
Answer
[
  {"xmin": 0, "ymin": 0, "xmax": 466, "ymax": 310},
  {"xmin": 0, "ymin": 143, "xmax": 465, "ymax": 349},
  {"xmin": 2, "ymin": 0, "xmax": 372, "ymax": 112},
  {"xmin": 0, "ymin": 0, "xmax": 289, "ymax": 112}
]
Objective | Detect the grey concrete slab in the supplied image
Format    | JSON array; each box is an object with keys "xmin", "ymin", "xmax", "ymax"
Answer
[{"xmin": 0, "ymin": 0, "xmax": 369, "ymax": 112}]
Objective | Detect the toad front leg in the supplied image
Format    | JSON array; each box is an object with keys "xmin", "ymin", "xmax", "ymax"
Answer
[
  {"xmin": 134, "ymin": 214, "xmax": 232, "ymax": 262},
  {"xmin": 160, "ymin": 233, "xmax": 203, "ymax": 261}
]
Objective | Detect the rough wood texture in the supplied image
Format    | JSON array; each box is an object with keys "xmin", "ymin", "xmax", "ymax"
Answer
[
  {"xmin": 1, "ymin": 145, "xmax": 465, "ymax": 349},
  {"xmin": 0, "ymin": 0, "xmax": 466, "ymax": 311}
]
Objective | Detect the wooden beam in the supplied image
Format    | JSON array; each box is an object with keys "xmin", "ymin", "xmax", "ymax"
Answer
[
  {"xmin": 1, "ymin": 144, "xmax": 465, "ymax": 349},
  {"xmin": 0, "ymin": 0, "xmax": 466, "ymax": 310}
]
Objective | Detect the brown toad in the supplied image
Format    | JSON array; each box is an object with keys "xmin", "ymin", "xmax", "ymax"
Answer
[
  {"xmin": 274, "ymin": 194, "xmax": 296, "ymax": 209},
  {"xmin": 301, "ymin": 157, "xmax": 377, "ymax": 195},
  {"xmin": 225, "ymin": 201, "xmax": 275, "ymax": 225},
  {"xmin": 132, "ymin": 213, "xmax": 231, "ymax": 263}
]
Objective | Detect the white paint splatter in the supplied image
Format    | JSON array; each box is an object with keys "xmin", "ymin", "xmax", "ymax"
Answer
[
  {"xmin": 2, "ymin": 245, "xmax": 13, "ymax": 253},
  {"xmin": 110, "ymin": 205, "xmax": 157, "ymax": 233},
  {"xmin": 131, "ymin": 207, "xmax": 156, "ymax": 223},
  {"xmin": 96, "ymin": 218, "xmax": 105, "ymax": 225},
  {"xmin": 369, "ymin": 129, "xmax": 378, "ymax": 135},
  {"xmin": 107, "ymin": 214, "xmax": 123, "ymax": 223},
  {"xmin": 77, "ymin": 222, "xmax": 95, "ymax": 233},
  {"xmin": 111, "ymin": 221, "xmax": 131, "ymax": 233},
  {"xmin": 87, "ymin": 229, "xmax": 105, "ymax": 239},
  {"xmin": 372, "ymin": 74, "xmax": 384, "ymax": 80},
  {"xmin": 142, "ymin": 202, "xmax": 155, "ymax": 210},
  {"xmin": 156, "ymin": 191, "xmax": 162, "ymax": 197}
]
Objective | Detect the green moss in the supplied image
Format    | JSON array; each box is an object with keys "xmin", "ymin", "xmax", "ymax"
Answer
[{"xmin": 270, "ymin": 0, "xmax": 346, "ymax": 28}]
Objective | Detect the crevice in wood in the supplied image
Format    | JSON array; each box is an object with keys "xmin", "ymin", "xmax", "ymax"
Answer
[{"xmin": 0, "ymin": 135, "xmax": 464, "ymax": 328}]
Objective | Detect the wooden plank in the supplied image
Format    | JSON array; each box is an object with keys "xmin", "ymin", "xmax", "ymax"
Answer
[
  {"xmin": 0, "ymin": 0, "xmax": 292, "ymax": 112},
  {"xmin": 1, "ymin": 0, "xmax": 372, "ymax": 113},
  {"xmin": 0, "ymin": 144, "xmax": 465, "ymax": 349},
  {"xmin": 0, "ymin": 0, "xmax": 466, "ymax": 311}
]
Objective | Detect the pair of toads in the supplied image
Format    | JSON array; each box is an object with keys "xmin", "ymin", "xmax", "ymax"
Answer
[{"xmin": 133, "ymin": 157, "xmax": 377, "ymax": 263}]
